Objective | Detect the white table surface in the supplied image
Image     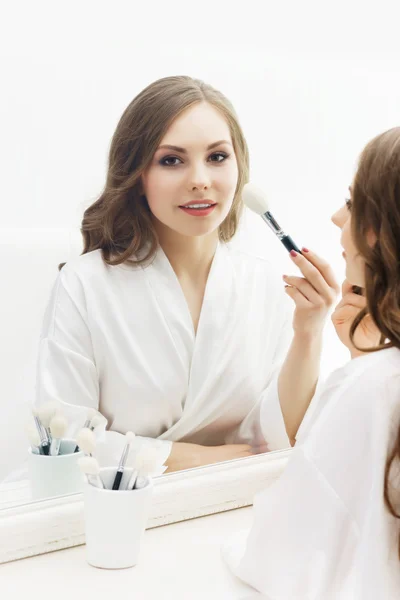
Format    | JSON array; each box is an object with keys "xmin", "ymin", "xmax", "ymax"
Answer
[{"xmin": 0, "ymin": 505, "xmax": 267, "ymax": 600}]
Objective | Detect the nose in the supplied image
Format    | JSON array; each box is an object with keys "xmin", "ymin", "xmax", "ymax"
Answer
[
  {"xmin": 331, "ymin": 205, "xmax": 347, "ymax": 229},
  {"xmin": 331, "ymin": 209, "xmax": 341, "ymax": 228},
  {"xmin": 188, "ymin": 162, "xmax": 211, "ymax": 191}
]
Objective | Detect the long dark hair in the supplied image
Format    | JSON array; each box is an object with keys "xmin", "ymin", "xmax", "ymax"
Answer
[
  {"xmin": 349, "ymin": 126, "xmax": 400, "ymax": 556},
  {"xmin": 59, "ymin": 75, "xmax": 249, "ymax": 270}
]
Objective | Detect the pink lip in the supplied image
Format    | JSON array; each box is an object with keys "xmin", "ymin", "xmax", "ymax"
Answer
[
  {"xmin": 179, "ymin": 204, "xmax": 217, "ymax": 217},
  {"xmin": 179, "ymin": 200, "xmax": 216, "ymax": 207}
]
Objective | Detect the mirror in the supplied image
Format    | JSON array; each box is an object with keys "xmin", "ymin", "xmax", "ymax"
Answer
[{"xmin": 2, "ymin": 37, "xmax": 399, "ymax": 515}]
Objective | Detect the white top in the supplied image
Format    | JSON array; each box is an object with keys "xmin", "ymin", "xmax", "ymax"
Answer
[
  {"xmin": 35, "ymin": 240, "xmax": 293, "ymax": 464},
  {"xmin": 223, "ymin": 347, "xmax": 400, "ymax": 599}
]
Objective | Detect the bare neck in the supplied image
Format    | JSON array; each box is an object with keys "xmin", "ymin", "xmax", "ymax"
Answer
[{"xmin": 156, "ymin": 226, "xmax": 219, "ymax": 282}]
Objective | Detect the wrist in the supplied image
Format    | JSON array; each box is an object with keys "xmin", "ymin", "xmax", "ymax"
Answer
[{"xmin": 292, "ymin": 329, "xmax": 324, "ymax": 347}]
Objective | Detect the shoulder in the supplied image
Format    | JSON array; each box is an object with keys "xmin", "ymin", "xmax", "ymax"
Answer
[{"xmin": 58, "ymin": 249, "xmax": 130, "ymax": 291}]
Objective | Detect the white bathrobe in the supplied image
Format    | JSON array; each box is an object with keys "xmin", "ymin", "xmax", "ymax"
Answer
[
  {"xmin": 223, "ymin": 346, "xmax": 400, "ymax": 599},
  {"xmin": 35, "ymin": 240, "xmax": 293, "ymax": 464}
]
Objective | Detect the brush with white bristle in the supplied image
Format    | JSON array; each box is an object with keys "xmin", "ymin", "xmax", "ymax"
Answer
[
  {"xmin": 112, "ymin": 431, "xmax": 136, "ymax": 491},
  {"xmin": 130, "ymin": 447, "xmax": 160, "ymax": 490},
  {"xmin": 37, "ymin": 402, "xmax": 59, "ymax": 445},
  {"xmin": 31, "ymin": 408, "xmax": 50, "ymax": 455},
  {"xmin": 242, "ymin": 183, "xmax": 301, "ymax": 254},
  {"xmin": 78, "ymin": 456, "xmax": 105, "ymax": 489},
  {"xmin": 76, "ymin": 427, "xmax": 97, "ymax": 457},
  {"xmin": 49, "ymin": 413, "xmax": 68, "ymax": 456},
  {"xmin": 25, "ymin": 422, "xmax": 41, "ymax": 454},
  {"xmin": 89, "ymin": 415, "xmax": 104, "ymax": 431}
]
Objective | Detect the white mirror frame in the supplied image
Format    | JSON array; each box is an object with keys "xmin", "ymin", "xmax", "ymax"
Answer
[{"xmin": 0, "ymin": 448, "xmax": 290, "ymax": 564}]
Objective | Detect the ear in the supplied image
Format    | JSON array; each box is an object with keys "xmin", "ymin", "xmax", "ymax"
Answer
[{"xmin": 366, "ymin": 229, "xmax": 377, "ymax": 247}]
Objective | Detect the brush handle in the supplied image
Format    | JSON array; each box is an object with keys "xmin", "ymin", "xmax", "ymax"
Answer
[
  {"xmin": 50, "ymin": 438, "xmax": 61, "ymax": 456},
  {"xmin": 88, "ymin": 474, "xmax": 105, "ymax": 489},
  {"xmin": 281, "ymin": 235, "xmax": 302, "ymax": 254},
  {"xmin": 33, "ymin": 416, "xmax": 48, "ymax": 454},
  {"xmin": 125, "ymin": 470, "xmax": 138, "ymax": 490},
  {"xmin": 112, "ymin": 469, "xmax": 123, "ymax": 491}
]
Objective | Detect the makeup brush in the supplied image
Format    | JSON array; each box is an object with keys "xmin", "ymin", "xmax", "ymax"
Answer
[
  {"xmin": 73, "ymin": 408, "xmax": 98, "ymax": 452},
  {"xmin": 49, "ymin": 413, "xmax": 68, "ymax": 456},
  {"xmin": 78, "ymin": 456, "xmax": 105, "ymax": 489},
  {"xmin": 37, "ymin": 401, "xmax": 59, "ymax": 445},
  {"xmin": 242, "ymin": 183, "xmax": 302, "ymax": 254},
  {"xmin": 31, "ymin": 408, "xmax": 50, "ymax": 455},
  {"xmin": 76, "ymin": 427, "xmax": 97, "ymax": 457},
  {"xmin": 131, "ymin": 447, "xmax": 160, "ymax": 490},
  {"xmin": 112, "ymin": 431, "xmax": 135, "ymax": 491},
  {"xmin": 25, "ymin": 422, "xmax": 41, "ymax": 454}
]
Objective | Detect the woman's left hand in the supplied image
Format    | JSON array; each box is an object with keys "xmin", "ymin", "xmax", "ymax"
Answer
[{"xmin": 282, "ymin": 248, "xmax": 340, "ymax": 338}]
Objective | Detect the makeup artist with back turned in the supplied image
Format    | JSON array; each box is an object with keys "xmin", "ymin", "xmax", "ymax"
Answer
[{"xmin": 34, "ymin": 75, "xmax": 339, "ymax": 472}]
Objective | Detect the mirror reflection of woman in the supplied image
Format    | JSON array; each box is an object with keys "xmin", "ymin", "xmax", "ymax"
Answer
[
  {"xmin": 225, "ymin": 127, "xmax": 400, "ymax": 598},
  {"xmin": 35, "ymin": 76, "xmax": 338, "ymax": 472}
]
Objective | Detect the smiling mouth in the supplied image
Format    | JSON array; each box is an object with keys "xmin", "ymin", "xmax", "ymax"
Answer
[{"xmin": 179, "ymin": 202, "xmax": 217, "ymax": 209}]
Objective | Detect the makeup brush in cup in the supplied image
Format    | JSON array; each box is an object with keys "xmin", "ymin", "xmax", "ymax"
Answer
[
  {"xmin": 76, "ymin": 428, "xmax": 97, "ymax": 457},
  {"xmin": 112, "ymin": 431, "xmax": 135, "ymax": 491},
  {"xmin": 49, "ymin": 413, "xmax": 68, "ymax": 456},
  {"xmin": 37, "ymin": 401, "xmax": 59, "ymax": 445},
  {"xmin": 73, "ymin": 408, "xmax": 98, "ymax": 452},
  {"xmin": 129, "ymin": 447, "xmax": 161, "ymax": 490},
  {"xmin": 25, "ymin": 422, "xmax": 41, "ymax": 454},
  {"xmin": 242, "ymin": 183, "xmax": 302, "ymax": 254},
  {"xmin": 78, "ymin": 456, "xmax": 105, "ymax": 489},
  {"xmin": 31, "ymin": 408, "xmax": 50, "ymax": 455}
]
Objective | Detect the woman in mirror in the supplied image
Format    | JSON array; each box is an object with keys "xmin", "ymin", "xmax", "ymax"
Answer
[
  {"xmin": 35, "ymin": 76, "xmax": 338, "ymax": 472},
  {"xmin": 225, "ymin": 127, "xmax": 400, "ymax": 598}
]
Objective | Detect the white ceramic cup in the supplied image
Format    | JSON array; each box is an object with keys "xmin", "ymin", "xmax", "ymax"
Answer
[
  {"xmin": 27, "ymin": 438, "xmax": 84, "ymax": 500},
  {"xmin": 83, "ymin": 466, "xmax": 154, "ymax": 569}
]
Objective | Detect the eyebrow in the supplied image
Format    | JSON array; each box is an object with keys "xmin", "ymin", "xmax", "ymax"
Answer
[{"xmin": 156, "ymin": 140, "xmax": 232, "ymax": 153}]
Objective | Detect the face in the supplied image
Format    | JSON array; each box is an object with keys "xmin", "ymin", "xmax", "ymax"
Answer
[
  {"xmin": 331, "ymin": 188, "xmax": 366, "ymax": 287},
  {"xmin": 141, "ymin": 102, "xmax": 239, "ymax": 239}
]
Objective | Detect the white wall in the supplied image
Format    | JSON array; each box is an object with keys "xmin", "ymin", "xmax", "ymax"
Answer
[{"xmin": 1, "ymin": 0, "xmax": 400, "ymax": 477}]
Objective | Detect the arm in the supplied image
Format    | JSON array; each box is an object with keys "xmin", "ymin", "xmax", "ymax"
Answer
[
  {"xmin": 279, "ymin": 248, "xmax": 340, "ymax": 444},
  {"xmin": 277, "ymin": 331, "xmax": 322, "ymax": 445}
]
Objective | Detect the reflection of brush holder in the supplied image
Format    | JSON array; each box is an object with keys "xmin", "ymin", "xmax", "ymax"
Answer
[
  {"xmin": 27, "ymin": 438, "xmax": 84, "ymax": 500},
  {"xmin": 83, "ymin": 467, "xmax": 154, "ymax": 569}
]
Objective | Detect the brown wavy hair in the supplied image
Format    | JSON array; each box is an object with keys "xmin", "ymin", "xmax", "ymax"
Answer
[
  {"xmin": 349, "ymin": 126, "xmax": 400, "ymax": 556},
  {"xmin": 59, "ymin": 75, "xmax": 249, "ymax": 270}
]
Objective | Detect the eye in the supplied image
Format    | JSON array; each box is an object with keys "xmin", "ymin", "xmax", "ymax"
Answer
[
  {"xmin": 209, "ymin": 152, "xmax": 230, "ymax": 163},
  {"xmin": 159, "ymin": 156, "xmax": 182, "ymax": 167},
  {"xmin": 345, "ymin": 198, "xmax": 353, "ymax": 211}
]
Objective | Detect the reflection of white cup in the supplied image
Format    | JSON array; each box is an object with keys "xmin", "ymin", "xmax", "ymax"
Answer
[
  {"xmin": 83, "ymin": 466, "xmax": 154, "ymax": 569},
  {"xmin": 27, "ymin": 438, "xmax": 84, "ymax": 500}
]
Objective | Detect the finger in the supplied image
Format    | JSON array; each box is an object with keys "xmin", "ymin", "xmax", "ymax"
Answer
[
  {"xmin": 290, "ymin": 250, "xmax": 339, "ymax": 298},
  {"xmin": 300, "ymin": 248, "xmax": 340, "ymax": 292},
  {"xmin": 335, "ymin": 293, "xmax": 366, "ymax": 310},
  {"xmin": 284, "ymin": 284, "xmax": 313, "ymax": 308},
  {"xmin": 283, "ymin": 275, "xmax": 322, "ymax": 304}
]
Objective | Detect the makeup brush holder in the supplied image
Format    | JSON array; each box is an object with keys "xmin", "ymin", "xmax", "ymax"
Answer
[
  {"xmin": 83, "ymin": 466, "xmax": 154, "ymax": 569},
  {"xmin": 27, "ymin": 438, "xmax": 84, "ymax": 500}
]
